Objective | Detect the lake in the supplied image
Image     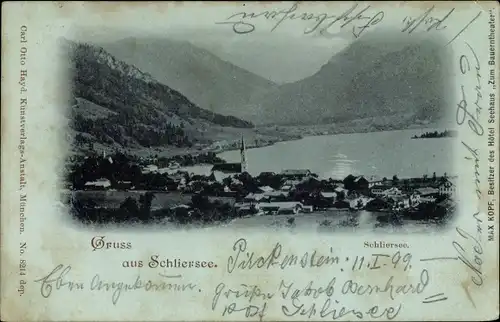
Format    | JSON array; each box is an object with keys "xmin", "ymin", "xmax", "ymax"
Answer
[
  {"xmin": 66, "ymin": 128, "xmax": 456, "ymax": 231},
  {"xmin": 185, "ymin": 129, "xmax": 456, "ymax": 179}
]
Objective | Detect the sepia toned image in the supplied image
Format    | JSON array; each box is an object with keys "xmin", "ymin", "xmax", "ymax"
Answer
[
  {"xmin": 62, "ymin": 32, "xmax": 458, "ymax": 232},
  {"xmin": 1, "ymin": 2, "xmax": 498, "ymax": 322}
]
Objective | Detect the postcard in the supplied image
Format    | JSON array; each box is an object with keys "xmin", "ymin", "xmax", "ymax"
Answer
[{"xmin": 1, "ymin": 1, "xmax": 499, "ymax": 321}]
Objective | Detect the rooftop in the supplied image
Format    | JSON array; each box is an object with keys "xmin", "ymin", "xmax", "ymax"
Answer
[
  {"xmin": 415, "ymin": 187, "xmax": 439, "ymax": 195},
  {"xmin": 354, "ymin": 176, "xmax": 368, "ymax": 183},
  {"xmin": 258, "ymin": 201, "xmax": 303, "ymax": 209},
  {"xmin": 281, "ymin": 169, "xmax": 311, "ymax": 176}
]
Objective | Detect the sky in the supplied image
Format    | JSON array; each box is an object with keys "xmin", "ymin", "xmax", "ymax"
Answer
[{"xmin": 171, "ymin": 32, "xmax": 351, "ymax": 83}]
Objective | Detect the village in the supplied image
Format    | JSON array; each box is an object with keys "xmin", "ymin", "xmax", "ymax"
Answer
[{"xmin": 66, "ymin": 142, "xmax": 457, "ymax": 226}]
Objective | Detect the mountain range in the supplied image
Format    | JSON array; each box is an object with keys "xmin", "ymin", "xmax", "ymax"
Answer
[
  {"xmin": 253, "ymin": 38, "xmax": 448, "ymax": 125},
  {"xmin": 95, "ymin": 37, "xmax": 278, "ymax": 122},
  {"xmin": 65, "ymin": 35, "xmax": 449, "ymax": 154},
  {"xmin": 96, "ymin": 36, "xmax": 449, "ymax": 126},
  {"xmin": 63, "ymin": 39, "xmax": 255, "ymax": 153}
]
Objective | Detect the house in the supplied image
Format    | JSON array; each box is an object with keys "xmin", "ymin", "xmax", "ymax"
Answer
[
  {"xmin": 366, "ymin": 175, "xmax": 383, "ymax": 183},
  {"xmin": 84, "ymin": 178, "xmax": 111, "ymax": 190},
  {"xmin": 281, "ymin": 179, "xmax": 301, "ymax": 191},
  {"xmin": 382, "ymin": 187, "xmax": 404, "ymax": 198},
  {"xmin": 234, "ymin": 202, "xmax": 258, "ymax": 211},
  {"xmin": 320, "ymin": 192, "xmax": 337, "ymax": 199},
  {"xmin": 438, "ymin": 179, "xmax": 455, "ymax": 195},
  {"xmin": 283, "ymin": 179, "xmax": 301, "ymax": 186},
  {"xmin": 258, "ymin": 201, "xmax": 304, "ymax": 215},
  {"xmin": 365, "ymin": 198, "xmax": 391, "ymax": 211},
  {"xmin": 167, "ymin": 161, "xmax": 181, "ymax": 169},
  {"xmin": 367, "ymin": 176, "xmax": 384, "ymax": 188},
  {"xmin": 344, "ymin": 175, "xmax": 369, "ymax": 191},
  {"xmin": 164, "ymin": 176, "xmax": 184, "ymax": 191},
  {"xmin": 335, "ymin": 182, "xmax": 345, "ymax": 188},
  {"xmin": 187, "ymin": 180, "xmax": 206, "ymax": 193},
  {"xmin": 369, "ymin": 181, "xmax": 384, "ymax": 188},
  {"xmin": 168, "ymin": 173, "xmax": 187, "ymax": 185},
  {"xmin": 353, "ymin": 176, "xmax": 369, "ymax": 191},
  {"xmin": 370, "ymin": 185, "xmax": 392, "ymax": 196},
  {"xmin": 260, "ymin": 190, "xmax": 289, "ymax": 202},
  {"xmin": 389, "ymin": 195, "xmax": 410, "ymax": 210},
  {"xmin": 334, "ymin": 186, "xmax": 348, "ymax": 194},
  {"xmin": 280, "ymin": 169, "xmax": 312, "ymax": 180},
  {"xmin": 258, "ymin": 186, "xmax": 274, "ymax": 193},
  {"xmin": 142, "ymin": 164, "xmax": 159, "ymax": 174},
  {"xmin": 302, "ymin": 205, "xmax": 314, "ymax": 213},
  {"xmin": 171, "ymin": 204, "xmax": 191, "ymax": 210},
  {"xmin": 409, "ymin": 193, "xmax": 421, "ymax": 205},
  {"xmin": 420, "ymin": 196, "xmax": 437, "ymax": 203},
  {"xmin": 349, "ymin": 197, "xmax": 371, "ymax": 209},
  {"xmin": 116, "ymin": 180, "xmax": 133, "ymax": 190},
  {"xmin": 243, "ymin": 193, "xmax": 268, "ymax": 203},
  {"xmin": 263, "ymin": 190, "xmax": 288, "ymax": 197},
  {"xmin": 415, "ymin": 187, "xmax": 439, "ymax": 196}
]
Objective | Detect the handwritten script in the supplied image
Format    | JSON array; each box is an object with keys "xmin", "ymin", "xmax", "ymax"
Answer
[
  {"xmin": 215, "ymin": 3, "xmax": 384, "ymax": 38},
  {"xmin": 454, "ymin": 37, "xmax": 485, "ymax": 307},
  {"xmin": 211, "ymin": 240, "xmax": 442, "ymax": 320},
  {"xmin": 401, "ymin": 6, "xmax": 481, "ymax": 46},
  {"xmin": 33, "ymin": 264, "xmax": 198, "ymax": 305},
  {"xmin": 216, "ymin": 3, "xmax": 482, "ymax": 47}
]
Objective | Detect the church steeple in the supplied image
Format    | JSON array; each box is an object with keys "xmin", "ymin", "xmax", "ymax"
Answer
[{"xmin": 240, "ymin": 136, "xmax": 248, "ymax": 173}]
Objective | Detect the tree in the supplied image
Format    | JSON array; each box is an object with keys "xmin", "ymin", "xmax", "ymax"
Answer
[
  {"xmin": 403, "ymin": 179, "xmax": 410, "ymax": 191},
  {"xmin": 119, "ymin": 197, "xmax": 139, "ymax": 221},
  {"xmin": 343, "ymin": 174, "xmax": 356, "ymax": 191},
  {"xmin": 191, "ymin": 194, "xmax": 212, "ymax": 211},
  {"xmin": 392, "ymin": 175, "xmax": 399, "ymax": 184},
  {"xmin": 432, "ymin": 172, "xmax": 437, "ymax": 181},
  {"xmin": 171, "ymin": 207, "xmax": 190, "ymax": 224},
  {"xmin": 138, "ymin": 192, "xmax": 155, "ymax": 221}
]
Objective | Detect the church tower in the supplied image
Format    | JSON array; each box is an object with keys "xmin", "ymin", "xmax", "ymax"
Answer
[{"xmin": 240, "ymin": 136, "xmax": 248, "ymax": 173}]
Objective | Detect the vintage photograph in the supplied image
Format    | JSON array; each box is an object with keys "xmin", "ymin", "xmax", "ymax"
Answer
[{"xmin": 61, "ymin": 31, "xmax": 458, "ymax": 232}]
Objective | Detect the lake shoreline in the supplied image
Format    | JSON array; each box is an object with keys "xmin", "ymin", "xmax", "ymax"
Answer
[
  {"xmin": 73, "ymin": 123, "xmax": 447, "ymax": 160},
  {"xmin": 216, "ymin": 124, "xmax": 447, "ymax": 155}
]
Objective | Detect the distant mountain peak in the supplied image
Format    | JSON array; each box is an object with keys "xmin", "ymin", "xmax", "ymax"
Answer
[
  {"xmin": 66, "ymin": 40, "xmax": 253, "ymax": 151},
  {"xmin": 94, "ymin": 37, "xmax": 278, "ymax": 121},
  {"xmin": 252, "ymin": 38, "xmax": 450, "ymax": 126}
]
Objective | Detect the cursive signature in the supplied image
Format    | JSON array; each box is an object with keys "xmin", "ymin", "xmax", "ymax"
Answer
[
  {"xmin": 227, "ymin": 238, "xmax": 340, "ymax": 273},
  {"xmin": 33, "ymin": 264, "xmax": 84, "ymax": 298},
  {"xmin": 215, "ymin": 3, "xmax": 384, "ymax": 39},
  {"xmin": 453, "ymin": 226, "xmax": 484, "ymax": 287},
  {"xmin": 462, "ymin": 141, "xmax": 481, "ymax": 200}
]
